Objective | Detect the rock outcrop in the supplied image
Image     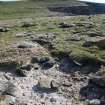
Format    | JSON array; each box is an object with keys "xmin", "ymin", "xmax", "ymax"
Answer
[{"xmin": 48, "ymin": 2, "xmax": 105, "ymax": 15}]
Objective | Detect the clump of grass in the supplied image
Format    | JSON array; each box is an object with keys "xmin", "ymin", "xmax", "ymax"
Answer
[
  {"xmin": 96, "ymin": 66, "xmax": 105, "ymax": 78},
  {"xmin": 16, "ymin": 63, "xmax": 26, "ymax": 77}
]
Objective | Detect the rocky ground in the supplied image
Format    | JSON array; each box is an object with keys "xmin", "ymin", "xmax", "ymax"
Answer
[{"xmin": 0, "ymin": 6, "xmax": 105, "ymax": 104}]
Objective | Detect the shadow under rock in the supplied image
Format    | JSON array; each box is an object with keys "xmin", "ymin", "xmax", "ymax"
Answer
[
  {"xmin": 80, "ymin": 81, "xmax": 105, "ymax": 103},
  {"xmin": 32, "ymin": 84, "xmax": 57, "ymax": 94},
  {"xmin": 0, "ymin": 67, "xmax": 18, "ymax": 76},
  {"xmin": 0, "ymin": 66, "xmax": 25, "ymax": 77},
  {"xmin": 59, "ymin": 57, "xmax": 101, "ymax": 74}
]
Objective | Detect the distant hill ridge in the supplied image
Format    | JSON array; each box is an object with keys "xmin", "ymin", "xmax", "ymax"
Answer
[{"xmin": 0, "ymin": 0, "xmax": 105, "ymax": 19}]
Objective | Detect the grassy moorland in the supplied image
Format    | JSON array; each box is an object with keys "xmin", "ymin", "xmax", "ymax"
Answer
[
  {"xmin": 0, "ymin": 0, "xmax": 85, "ymax": 19},
  {"xmin": 0, "ymin": 0, "xmax": 105, "ymax": 105},
  {"xmin": 0, "ymin": 0, "xmax": 105, "ymax": 64},
  {"xmin": 0, "ymin": 15, "xmax": 105, "ymax": 65}
]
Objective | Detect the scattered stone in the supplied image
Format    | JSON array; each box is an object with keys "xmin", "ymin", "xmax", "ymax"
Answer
[
  {"xmin": 83, "ymin": 37, "xmax": 105, "ymax": 48},
  {"xmin": 31, "ymin": 57, "xmax": 39, "ymax": 64},
  {"xmin": 37, "ymin": 76, "xmax": 52, "ymax": 89},
  {"xmin": 16, "ymin": 68, "xmax": 27, "ymax": 77},
  {"xmin": 50, "ymin": 97, "xmax": 57, "ymax": 103},
  {"xmin": 21, "ymin": 21, "xmax": 35, "ymax": 27},
  {"xmin": 4, "ymin": 95, "xmax": 16, "ymax": 105},
  {"xmin": 0, "ymin": 96, "xmax": 16, "ymax": 105},
  {"xmin": 38, "ymin": 56, "xmax": 50, "ymax": 64},
  {"xmin": 31, "ymin": 56, "xmax": 55, "ymax": 69},
  {"xmin": 32, "ymin": 37, "xmax": 48, "ymax": 45},
  {"xmin": 51, "ymin": 80, "xmax": 60, "ymax": 90},
  {"xmin": 32, "ymin": 35, "xmax": 53, "ymax": 45},
  {"xmin": 83, "ymin": 41, "xmax": 93, "ymax": 47},
  {"xmin": 76, "ymin": 21, "xmax": 94, "ymax": 28},
  {"xmin": 87, "ymin": 31, "xmax": 100, "ymax": 37},
  {"xmin": 21, "ymin": 64, "xmax": 32, "ymax": 71},
  {"xmin": 31, "ymin": 56, "xmax": 49, "ymax": 64},
  {"xmin": 59, "ymin": 22, "xmax": 76, "ymax": 28},
  {"xmin": 0, "ymin": 81, "xmax": 15, "ymax": 97},
  {"xmin": 18, "ymin": 103, "xmax": 27, "ymax": 105},
  {"xmin": 42, "ymin": 59, "xmax": 55, "ymax": 69},
  {"xmin": 62, "ymin": 81, "xmax": 72, "ymax": 87},
  {"xmin": 16, "ymin": 31, "xmax": 35, "ymax": 37},
  {"xmin": 37, "ymin": 76, "xmax": 58, "ymax": 91},
  {"xmin": 41, "ymin": 101, "xmax": 45, "ymax": 105},
  {"xmin": 16, "ymin": 63, "xmax": 33, "ymax": 77},
  {"xmin": 68, "ymin": 34, "xmax": 82, "ymax": 41},
  {"xmin": 16, "ymin": 41, "xmax": 37, "ymax": 48},
  {"xmin": 31, "ymin": 33, "xmax": 55, "ymax": 50},
  {"xmin": 95, "ymin": 37, "xmax": 105, "ymax": 48},
  {"xmin": 4, "ymin": 74, "xmax": 11, "ymax": 80},
  {"xmin": 88, "ymin": 99, "xmax": 101, "ymax": 105},
  {"xmin": 0, "ymin": 26, "xmax": 10, "ymax": 32}
]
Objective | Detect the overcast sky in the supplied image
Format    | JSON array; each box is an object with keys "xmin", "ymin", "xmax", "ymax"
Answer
[
  {"xmin": 0, "ymin": 0, "xmax": 105, "ymax": 3},
  {"xmin": 79, "ymin": 0, "xmax": 105, "ymax": 3},
  {"xmin": 0, "ymin": 0, "xmax": 21, "ymax": 1}
]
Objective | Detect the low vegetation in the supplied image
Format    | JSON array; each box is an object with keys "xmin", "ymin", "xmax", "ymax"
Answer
[{"xmin": 0, "ymin": 0, "xmax": 105, "ymax": 105}]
